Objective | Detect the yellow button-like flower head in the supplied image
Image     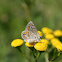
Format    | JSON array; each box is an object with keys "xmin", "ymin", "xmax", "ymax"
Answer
[
  {"xmin": 42, "ymin": 27, "xmax": 53, "ymax": 34},
  {"xmin": 51, "ymin": 38, "xmax": 61, "ymax": 45},
  {"xmin": 34, "ymin": 43, "xmax": 48, "ymax": 51},
  {"xmin": 40, "ymin": 39, "xmax": 49, "ymax": 45},
  {"xmin": 54, "ymin": 30, "xmax": 62, "ymax": 37},
  {"xmin": 34, "ymin": 39, "xmax": 49, "ymax": 51},
  {"xmin": 11, "ymin": 39, "xmax": 24, "ymax": 47},
  {"xmin": 45, "ymin": 34, "xmax": 54, "ymax": 40},
  {"xmin": 38, "ymin": 31, "xmax": 43, "ymax": 36},
  {"xmin": 25, "ymin": 42, "xmax": 34, "ymax": 47},
  {"xmin": 51, "ymin": 38, "xmax": 62, "ymax": 51},
  {"xmin": 56, "ymin": 44, "xmax": 62, "ymax": 51}
]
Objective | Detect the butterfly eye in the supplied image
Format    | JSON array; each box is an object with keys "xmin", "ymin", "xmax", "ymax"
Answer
[{"xmin": 40, "ymin": 36, "xmax": 42, "ymax": 39}]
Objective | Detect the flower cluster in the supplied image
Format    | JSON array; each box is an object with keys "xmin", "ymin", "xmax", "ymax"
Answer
[
  {"xmin": 41, "ymin": 27, "xmax": 62, "ymax": 51},
  {"xmin": 11, "ymin": 27, "xmax": 62, "ymax": 51},
  {"xmin": 25, "ymin": 31, "xmax": 49, "ymax": 51},
  {"xmin": 51, "ymin": 38, "xmax": 62, "ymax": 51},
  {"xmin": 25, "ymin": 39, "xmax": 49, "ymax": 51}
]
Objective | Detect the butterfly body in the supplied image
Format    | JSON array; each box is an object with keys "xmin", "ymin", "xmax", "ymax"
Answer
[{"xmin": 21, "ymin": 21, "xmax": 41, "ymax": 43}]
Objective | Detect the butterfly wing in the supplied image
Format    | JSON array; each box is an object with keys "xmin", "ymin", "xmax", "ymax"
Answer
[
  {"xmin": 21, "ymin": 21, "xmax": 40, "ymax": 42},
  {"xmin": 21, "ymin": 30, "xmax": 28, "ymax": 42},
  {"xmin": 25, "ymin": 21, "xmax": 39, "ymax": 35}
]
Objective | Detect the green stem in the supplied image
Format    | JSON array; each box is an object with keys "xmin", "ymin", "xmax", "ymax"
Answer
[
  {"xmin": 49, "ymin": 50, "xmax": 60, "ymax": 62},
  {"xmin": 35, "ymin": 59, "xmax": 37, "ymax": 62},
  {"xmin": 36, "ymin": 52, "xmax": 41, "ymax": 60},
  {"xmin": 32, "ymin": 52, "xmax": 37, "ymax": 62},
  {"xmin": 34, "ymin": 52, "xmax": 41, "ymax": 62},
  {"xmin": 34, "ymin": 55, "xmax": 37, "ymax": 62},
  {"xmin": 51, "ymin": 56, "xmax": 58, "ymax": 61},
  {"xmin": 45, "ymin": 53, "xmax": 49, "ymax": 62},
  {"xmin": 30, "ymin": 48, "xmax": 41, "ymax": 62},
  {"xmin": 50, "ymin": 53, "xmax": 60, "ymax": 61}
]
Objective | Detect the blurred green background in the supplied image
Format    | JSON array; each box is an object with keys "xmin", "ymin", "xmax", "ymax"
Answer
[{"xmin": 0, "ymin": 0, "xmax": 62, "ymax": 62}]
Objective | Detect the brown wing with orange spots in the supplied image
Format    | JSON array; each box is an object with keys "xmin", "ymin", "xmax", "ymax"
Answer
[{"xmin": 25, "ymin": 21, "xmax": 38, "ymax": 35}]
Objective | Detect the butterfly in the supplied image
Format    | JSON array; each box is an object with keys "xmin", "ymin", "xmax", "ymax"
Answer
[{"xmin": 21, "ymin": 21, "xmax": 42, "ymax": 43}]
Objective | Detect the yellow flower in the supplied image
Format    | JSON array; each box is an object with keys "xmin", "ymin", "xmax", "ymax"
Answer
[
  {"xmin": 40, "ymin": 39, "xmax": 49, "ymax": 45},
  {"xmin": 54, "ymin": 30, "xmax": 62, "ymax": 37},
  {"xmin": 25, "ymin": 42, "xmax": 34, "ymax": 47},
  {"xmin": 11, "ymin": 39, "xmax": 24, "ymax": 47},
  {"xmin": 38, "ymin": 31, "xmax": 43, "ymax": 36},
  {"xmin": 45, "ymin": 34, "xmax": 54, "ymax": 40},
  {"xmin": 51, "ymin": 38, "xmax": 62, "ymax": 51},
  {"xmin": 42, "ymin": 27, "xmax": 53, "ymax": 34},
  {"xmin": 56, "ymin": 44, "xmax": 62, "ymax": 51},
  {"xmin": 34, "ymin": 43, "xmax": 48, "ymax": 51},
  {"xmin": 34, "ymin": 39, "xmax": 49, "ymax": 51}
]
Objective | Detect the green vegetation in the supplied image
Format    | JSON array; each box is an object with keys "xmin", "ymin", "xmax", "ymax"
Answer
[{"xmin": 0, "ymin": 0, "xmax": 62, "ymax": 62}]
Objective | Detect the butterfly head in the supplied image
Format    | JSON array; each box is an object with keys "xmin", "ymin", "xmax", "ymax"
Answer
[
  {"xmin": 34, "ymin": 36, "xmax": 42, "ymax": 42},
  {"xmin": 39, "ymin": 36, "xmax": 42, "ymax": 39}
]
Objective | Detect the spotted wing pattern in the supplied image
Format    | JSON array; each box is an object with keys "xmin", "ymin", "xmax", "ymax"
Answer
[
  {"xmin": 25, "ymin": 21, "xmax": 39, "ymax": 35},
  {"xmin": 21, "ymin": 21, "xmax": 40, "ymax": 42}
]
